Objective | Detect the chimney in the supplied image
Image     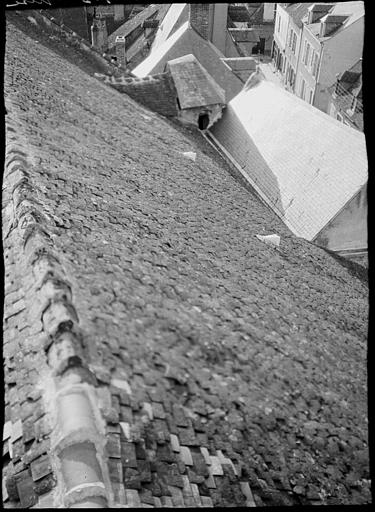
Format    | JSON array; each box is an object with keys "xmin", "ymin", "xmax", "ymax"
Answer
[
  {"xmin": 189, "ymin": 4, "xmax": 212, "ymax": 40},
  {"xmin": 91, "ymin": 15, "xmax": 108, "ymax": 52},
  {"xmin": 307, "ymin": 3, "xmax": 335, "ymax": 24},
  {"xmin": 115, "ymin": 36, "xmax": 126, "ymax": 67}
]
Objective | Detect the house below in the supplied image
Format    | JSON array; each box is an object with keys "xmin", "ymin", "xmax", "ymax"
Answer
[
  {"xmin": 209, "ymin": 76, "xmax": 367, "ymax": 262},
  {"xmin": 327, "ymin": 59, "xmax": 363, "ymax": 131},
  {"xmin": 95, "ymin": 54, "xmax": 226, "ymax": 130}
]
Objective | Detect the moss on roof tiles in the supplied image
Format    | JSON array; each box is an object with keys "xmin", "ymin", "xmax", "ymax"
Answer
[{"xmin": 3, "ymin": 10, "xmax": 370, "ymax": 509}]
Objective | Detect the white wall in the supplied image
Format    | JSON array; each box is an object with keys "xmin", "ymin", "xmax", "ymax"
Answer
[
  {"xmin": 273, "ymin": 4, "xmax": 290, "ymax": 50},
  {"xmin": 314, "ymin": 184, "xmax": 367, "ymax": 253},
  {"xmin": 317, "ymin": 16, "xmax": 364, "ymax": 112},
  {"xmin": 263, "ymin": 3, "xmax": 276, "ymax": 22}
]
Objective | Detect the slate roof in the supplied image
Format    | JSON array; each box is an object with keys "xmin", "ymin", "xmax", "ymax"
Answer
[
  {"xmin": 304, "ymin": 1, "xmax": 364, "ymax": 40},
  {"xmin": 166, "ymin": 54, "xmax": 225, "ymax": 109},
  {"xmin": 285, "ymin": 2, "xmax": 314, "ymax": 29},
  {"xmin": 133, "ymin": 21, "xmax": 243, "ymax": 102},
  {"xmin": 3, "ymin": 9, "xmax": 370, "ymax": 509},
  {"xmin": 210, "ymin": 79, "xmax": 367, "ymax": 243}
]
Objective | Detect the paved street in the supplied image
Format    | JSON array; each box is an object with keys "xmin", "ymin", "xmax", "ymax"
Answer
[
  {"xmin": 3, "ymin": 12, "xmax": 370, "ymax": 507},
  {"xmin": 257, "ymin": 57, "xmax": 286, "ymax": 88}
]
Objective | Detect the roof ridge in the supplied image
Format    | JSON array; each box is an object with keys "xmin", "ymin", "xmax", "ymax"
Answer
[{"xmin": 4, "ymin": 100, "xmax": 115, "ymax": 508}]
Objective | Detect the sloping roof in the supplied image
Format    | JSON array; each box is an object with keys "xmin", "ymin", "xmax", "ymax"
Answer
[
  {"xmin": 210, "ymin": 79, "xmax": 367, "ymax": 242},
  {"xmin": 108, "ymin": 4, "xmax": 170, "ymax": 47},
  {"xmin": 3, "ymin": 9, "xmax": 370, "ymax": 510},
  {"xmin": 305, "ymin": 1, "xmax": 365, "ymax": 40},
  {"xmin": 285, "ymin": 2, "xmax": 314, "ymax": 28},
  {"xmin": 166, "ymin": 54, "xmax": 225, "ymax": 108},
  {"xmin": 133, "ymin": 22, "xmax": 243, "ymax": 102},
  {"xmin": 151, "ymin": 3, "xmax": 189, "ymax": 51}
]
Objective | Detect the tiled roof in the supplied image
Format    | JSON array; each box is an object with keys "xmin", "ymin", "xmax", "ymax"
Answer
[
  {"xmin": 210, "ymin": 79, "xmax": 367, "ymax": 242},
  {"xmin": 108, "ymin": 4, "xmax": 170, "ymax": 47},
  {"xmin": 166, "ymin": 54, "xmax": 225, "ymax": 109},
  {"xmin": 3, "ymin": 9, "xmax": 370, "ymax": 509},
  {"xmin": 133, "ymin": 22, "xmax": 243, "ymax": 102}
]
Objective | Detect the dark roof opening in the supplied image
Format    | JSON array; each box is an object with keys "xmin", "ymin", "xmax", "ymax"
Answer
[{"xmin": 198, "ymin": 113, "xmax": 209, "ymax": 130}]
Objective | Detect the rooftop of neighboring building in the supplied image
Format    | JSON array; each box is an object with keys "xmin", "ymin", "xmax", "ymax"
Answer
[
  {"xmin": 108, "ymin": 4, "xmax": 171, "ymax": 49},
  {"xmin": 166, "ymin": 54, "xmax": 226, "ymax": 108},
  {"xmin": 285, "ymin": 2, "xmax": 314, "ymax": 28},
  {"xmin": 302, "ymin": 1, "xmax": 364, "ymax": 41},
  {"xmin": 210, "ymin": 77, "xmax": 367, "ymax": 242}
]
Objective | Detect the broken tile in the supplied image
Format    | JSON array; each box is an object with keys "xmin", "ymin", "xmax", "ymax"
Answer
[
  {"xmin": 16, "ymin": 470, "xmax": 38, "ymax": 508},
  {"xmin": 200, "ymin": 447, "xmax": 212, "ymax": 465},
  {"xmin": 119, "ymin": 422, "xmax": 131, "ymax": 441},
  {"xmin": 152, "ymin": 402, "xmax": 166, "ymax": 419},
  {"xmin": 143, "ymin": 402, "xmax": 154, "ymax": 420},
  {"xmin": 125, "ymin": 488, "xmax": 141, "ymax": 507},
  {"xmin": 30, "ymin": 456, "xmax": 52, "ymax": 482},
  {"xmin": 240, "ymin": 481, "xmax": 256, "ymax": 507},
  {"xmin": 160, "ymin": 496, "xmax": 174, "ymax": 507},
  {"xmin": 172, "ymin": 405, "xmax": 189, "ymax": 427},
  {"xmin": 170, "ymin": 434, "xmax": 181, "ymax": 453},
  {"xmin": 191, "ymin": 483, "xmax": 202, "ymax": 506},
  {"xmin": 106, "ymin": 433, "xmax": 121, "ymax": 458},
  {"xmin": 111, "ymin": 378, "xmax": 132, "ymax": 395},
  {"xmin": 179, "ymin": 446, "xmax": 193, "ymax": 466},
  {"xmin": 121, "ymin": 441, "xmax": 137, "ymax": 468},
  {"xmin": 209, "ymin": 456, "xmax": 224, "ymax": 476},
  {"xmin": 201, "ymin": 496, "xmax": 214, "ymax": 507},
  {"xmin": 205, "ymin": 473, "xmax": 217, "ymax": 489},
  {"xmin": 3, "ymin": 421, "xmax": 12, "ymax": 441},
  {"xmin": 181, "ymin": 475, "xmax": 193, "ymax": 497},
  {"xmin": 10, "ymin": 419, "xmax": 23, "ymax": 443}
]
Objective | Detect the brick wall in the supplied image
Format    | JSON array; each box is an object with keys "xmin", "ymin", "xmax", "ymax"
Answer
[
  {"xmin": 104, "ymin": 73, "xmax": 179, "ymax": 117},
  {"xmin": 189, "ymin": 4, "xmax": 211, "ymax": 40}
]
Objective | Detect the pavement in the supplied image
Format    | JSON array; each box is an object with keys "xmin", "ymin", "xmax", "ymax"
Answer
[
  {"xmin": 3, "ymin": 11, "xmax": 371, "ymax": 508},
  {"xmin": 257, "ymin": 58, "xmax": 286, "ymax": 88}
]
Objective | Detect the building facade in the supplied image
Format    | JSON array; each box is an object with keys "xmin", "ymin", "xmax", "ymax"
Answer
[
  {"xmin": 327, "ymin": 59, "xmax": 363, "ymax": 131},
  {"xmin": 272, "ymin": 2, "xmax": 364, "ymax": 113},
  {"xmin": 272, "ymin": 3, "xmax": 290, "ymax": 72},
  {"xmin": 296, "ymin": 2, "xmax": 364, "ymax": 112}
]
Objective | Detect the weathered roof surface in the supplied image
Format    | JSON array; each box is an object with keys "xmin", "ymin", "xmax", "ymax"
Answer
[
  {"xmin": 285, "ymin": 2, "xmax": 314, "ymax": 28},
  {"xmin": 3, "ymin": 10, "xmax": 370, "ymax": 509},
  {"xmin": 151, "ymin": 3, "xmax": 189, "ymax": 51},
  {"xmin": 108, "ymin": 4, "xmax": 170, "ymax": 48},
  {"xmin": 133, "ymin": 21, "xmax": 243, "ymax": 102},
  {"xmin": 210, "ymin": 79, "xmax": 367, "ymax": 242},
  {"xmin": 167, "ymin": 54, "xmax": 225, "ymax": 109},
  {"xmin": 304, "ymin": 1, "xmax": 364, "ymax": 40}
]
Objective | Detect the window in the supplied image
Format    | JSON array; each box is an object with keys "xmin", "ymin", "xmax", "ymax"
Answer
[
  {"xmin": 304, "ymin": 42, "xmax": 310, "ymax": 66},
  {"xmin": 288, "ymin": 29, "xmax": 293, "ymax": 47},
  {"xmin": 292, "ymin": 33, "xmax": 297, "ymax": 54},
  {"xmin": 311, "ymin": 52, "xmax": 319, "ymax": 77},
  {"xmin": 336, "ymin": 113, "xmax": 343, "ymax": 122},
  {"xmin": 300, "ymin": 79, "xmax": 306, "ymax": 100},
  {"xmin": 309, "ymin": 90, "xmax": 314, "ymax": 104}
]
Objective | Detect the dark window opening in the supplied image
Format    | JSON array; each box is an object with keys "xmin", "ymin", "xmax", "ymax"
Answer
[
  {"xmin": 176, "ymin": 97, "xmax": 181, "ymax": 110},
  {"xmin": 198, "ymin": 113, "xmax": 209, "ymax": 130}
]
